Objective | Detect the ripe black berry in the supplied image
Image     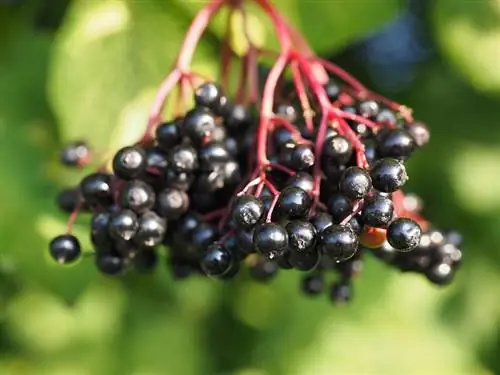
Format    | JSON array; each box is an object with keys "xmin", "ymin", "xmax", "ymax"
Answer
[
  {"xmin": 195, "ymin": 82, "xmax": 222, "ymax": 109},
  {"xmin": 273, "ymin": 127, "xmax": 294, "ymax": 149},
  {"xmin": 405, "ymin": 121, "xmax": 430, "ymax": 148},
  {"xmin": 322, "ymin": 135, "xmax": 353, "ymax": 164},
  {"xmin": 183, "ymin": 108, "xmax": 216, "ymax": 144},
  {"xmin": 327, "ymin": 194, "xmax": 353, "ymax": 223},
  {"xmin": 425, "ymin": 262, "xmax": 455, "ymax": 285},
  {"xmin": 155, "ymin": 121, "xmax": 181, "ymax": 150},
  {"xmin": 108, "ymin": 209, "xmax": 139, "ymax": 241},
  {"xmin": 310, "ymin": 212, "xmax": 333, "ymax": 233},
  {"xmin": 289, "ymin": 249, "xmax": 320, "ymax": 271},
  {"xmin": 289, "ymin": 144, "xmax": 315, "ymax": 171},
  {"xmin": 253, "ymin": 222, "xmax": 288, "ymax": 259},
  {"xmin": 324, "ymin": 79, "xmax": 340, "ymax": 101},
  {"xmin": 360, "ymin": 195, "xmax": 394, "ymax": 228},
  {"xmin": 301, "ymin": 274, "xmax": 324, "ymax": 296},
  {"xmin": 319, "ymin": 225, "xmax": 359, "ymax": 261},
  {"xmin": 376, "ymin": 109, "xmax": 397, "ymax": 127},
  {"xmin": 286, "ymin": 172, "xmax": 314, "ymax": 195},
  {"xmin": 163, "ymin": 168, "xmax": 194, "ymax": 191},
  {"xmin": 235, "ymin": 227, "xmax": 256, "ymax": 255},
  {"xmin": 96, "ymin": 253, "xmax": 125, "ymax": 276},
  {"xmin": 91, "ymin": 212, "xmax": 112, "ymax": 250},
  {"xmin": 80, "ymin": 173, "xmax": 114, "ymax": 206},
  {"xmin": 378, "ymin": 129, "xmax": 415, "ymax": 159},
  {"xmin": 113, "ymin": 146, "xmax": 147, "ymax": 180},
  {"xmin": 134, "ymin": 211, "xmax": 167, "ymax": 247},
  {"xmin": 60, "ymin": 141, "xmax": 90, "ymax": 167},
  {"xmin": 198, "ymin": 142, "xmax": 230, "ymax": 171},
  {"xmin": 49, "ymin": 234, "xmax": 81, "ymax": 264},
  {"xmin": 200, "ymin": 243, "xmax": 233, "ymax": 277},
  {"xmin": 157, "ymin": 188, "xmax": 189, "ymax": 219},
  {"xmin": 370, "ymin": 158, "xmax": 408, "ymax": 192},
  {"xmin": 168, "ymin": 144, "xmax": 199, "ymax": 174},
  {"xmin": 387, "ymin": 218, "xmax": 422, "ymax": 251},
  {"xmin": 56, "ymin": 188, "xmax": 85, "ymax": 213},
  {"xmin": 286, "ymin": 220, "xmax": 317, "ymax": 253},
  {"xmin": 330, "ymin": 281, "xmax": 352, "ymax": 304},
  {"xmin": 339, "ymin": 166, "xmax": 372, "ymax": 199},
  {"xmin": 275, "ymin": 186, "xmax": 312, "ymax": 219},
  {"xmin": 232, "ymin": 195, "xmax": 264, "ymax": 228},
  {"xmin": 357, "ymin": 100, "xmax": 379, "ymax": 118},
  {"xmin": 120, "ymin": 180, "xmax": 155, "ymax": 213}
]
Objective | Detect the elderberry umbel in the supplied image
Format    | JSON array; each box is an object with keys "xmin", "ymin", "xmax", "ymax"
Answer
[{"xmin": 49, "ymin": 0, "xmax": 461, "ymax": 305}]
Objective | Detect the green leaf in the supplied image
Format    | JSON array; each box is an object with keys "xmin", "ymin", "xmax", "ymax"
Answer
[{"xmin": 434, "ymin": 0, "xmax": 500, "ymax": 95}]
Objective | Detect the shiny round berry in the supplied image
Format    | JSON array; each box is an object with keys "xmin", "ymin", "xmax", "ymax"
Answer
[
  {"xmin": 370, "ymin": 158, "xmax": 408, "ymax": 192},
  {"xmin": 378, "ymin": 129, "xmax": 415, "ymax": 159},
  {"xmin": 235, "ymin": 227, "xmax": 256, "ymax": 255},
  {"xmin": 253, "ymin": 222, "xmax": 288, "ymax": 259},
  {"xmin": 60, "ymin": 140, "xmax": 90, "ymax": 167},
  {"xmin": 183, "ymin": 108, "xmax": 216, "ymax": 145},
  {"xmin": 289, "ymin": 144, "xmax": 315, "ymax": 171},
  {"xmin": 301, "ymin": 274, "xmax": 324, "ymax": 296},
  {"xmin": 49, "ymin": 234, "xmax": 81, "ymax": 264},
  {"xmin": 339, "ymin": 166, "xmax": 372, "ymax": 199},
  {"xmin": 360, "ymin": 196, "xmax": 394, "ymax": 228},
  {"xmin": 120, "ymin": 180, "xmax": 155, "ymax": 213},
  {"xmin": 155, "ymin": 121, "xmax": 181, "ymax": 150},
  {"xmin": 232, "ymin": 195, "xmax": 264, "ymax": 228},
  {"xmin": 322, "ymin": 135, "xmax": 353, "ymax": 164},
  {"xmin": 324, "ymin": 80, "xmax": 340, "ymax": 101},
  {"xmin": 145, "ymin": 147, "xmax": 168, "ymax": 170},
  {"xmin": 405, "ymin": 121, "xmax": 430, "ymax": 148},
  {"xmin": 375, "ymin": 109, "xmax": 397, "ymax": 126},
  {"xmin": 198, "ymin": 142, "xmax": 230, "ymax": 171},
  {"xmin": 225, "ymin": 104, "xmax": 253, "ymax": 134},
  {"xmin": 286, "ymin": 220, "xmax": 317, "ymax": 253},
  {"xmin": 319, "ymin": 225, "xmax": 359, "ymax": 261},
  {"xmin": 275, "ymin": 186, "xmax": 312, "ymax": 219},
  {"xmin": 157, "ymin": 188, "xmax": 189, "ymax": 219},
  {"xmin": 163, "ymin": 168, "xmax": 194, "ymax": 191},
  {"xmin": 108, "ymin": 209, "xmax": 139, "ymax": 241},
  {"xmin": 327, "ymin": 194, "xmax": 353, "ymax": 223},
  {"xmin": 275, "ymin": 103, "xmax": 298, "ymax": 123},
  {"xmin": 134, "ymin": 211, "xmax": 166, "ymax": 247},
  {"xmin": 357, "ymin": 100, "xmax": 380, "ymax": 118},
  {"xmin": 425, "ymin": 262, "xmax": 455, "ymax": 285},
  {"xmin": 446, "ymin": 230, "xmax": 463, "ymax": 247},
  {"xmin": 187, "ymin": 223, "xmax": 218, "ymax": 255},
  {"xmin": 80, "ymin": 173, "xmax": 114, "ymax": 206},
  {"xmin": 310, "ymin": 212, "xmax": 333, "ymax": 233},
  {"xmin": 286, "ymin": 172, "xmax": 314, "ymax": 195},
  {"xmin": 273, "ymin": 127, "xmax": 294, "ymax": 149},
  {"xmin": 200, "ymin": 243, "xmax": 233, "ymax": 277},
  {"xmin": 436, "ymin": 243, "xmax": 462, "ymax": 266},
  {"xmin": 56, "ymin": 188, "xmax": 84, "ymax": 213},
  {"xmin": 330, "ymin": 281, "xmax": 352, "ymax": 304},
  {"xmin": 249, "ymin": 258, "xmax": 279, "ymax": 282},
  {"xmin": 387, "ymin": 218, "xmax": 422, "ymax": 251},
  {"xmin": 96, "ymin": 253, "xmax": 125, "ymax": 275},
  {"xmin": 194, "ymin": 82, "xmax": 222, "ymax": 109},
  {"xmin": 91, "ymin": 212, "xmax": 112, "ymax": 250},
  {"xmin": 289, "ymin": 249, "xmax": 320, "ymax": 271},
  {"xmin": 112, "ymin": 146, "xmax": 147, "ymax": 180},
  {"xmin": 167, "ymin": 144, "xmax": 198, "ymax": 174}
]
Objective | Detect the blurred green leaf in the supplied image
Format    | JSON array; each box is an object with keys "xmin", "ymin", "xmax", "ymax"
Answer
[{"xmin": 434, "ymin": 0, "xmax": 500, "ymax": 95}]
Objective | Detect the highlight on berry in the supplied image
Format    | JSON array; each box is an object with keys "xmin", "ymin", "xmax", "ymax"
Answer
[{"xmin": 49, "ymin": 0, "xmax": 462, "ymax": 305}]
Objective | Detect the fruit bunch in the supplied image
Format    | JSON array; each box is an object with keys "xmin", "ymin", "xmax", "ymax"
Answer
[{"xmin": 49, "ymin": 0, "xmax": 462, "ymax": 304}]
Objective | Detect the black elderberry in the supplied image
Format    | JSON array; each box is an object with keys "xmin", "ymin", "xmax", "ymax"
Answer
[
  {"xmin": 198, "ymin": 141, "xmax": 230, "ymax": 171},
  {"xmin": 167, "ymin": 144, "xmax": 198, "ymax": 174},
  {"xmin": 120, "ymin": 180, "xmax": 155, "ymax": 214},
  {"xmin": 145, "ymin": 147, "xmax": 168, "ymax": 170},
  {"xmin": 133, "ymin": 248, "xmax": 159, "ymax": 272},
  {"xmin": 253, "ymin": 222, "xmax": 288, "ymax": 259},
  {"xmin": 360, "ymin": 195, "xmax": 394, "ymax": 228},
  {"xmin": 275, "ymin": 103, "xmax": 298, "ymax": 123},
  {"xmin": 357, "ymin": 100, "xmax": 380, "ymax": 118},
  {"xmin": 370, "ymin": 158, "xmax": 408, "ymax": 192},
  {"xmin": 235, "ymin": 227, "xmax": 256, "ymax": 255},
  {"xmin": 275, "ymin": 186, "xmax": 312, "ymax": 219},
  {"xmin": 425, "ymin": 262, "xmax": 455, "ymax": 286},
  {"xmin": 405, "ymin": 121, "xmax": 430, "ymax": 148},
  {"xmin": 289, "ymin": 248, "xmax": 320, "ymax": 271},
  {"xmin": 157, "ymin": 188, "xmax": 189, "ymax": 219},
  {"xmin": 285, "ymin": 220, "xmax": 317, "ymax": 253},
  {"xmin": 56, "ymin": 188, "xmax": 85, "ymax": 213},
  {"xmin": 80, "ymin": 173, "xmax": 114, "ymax": 206},
  {"xmin": 200, "ymin": 243, "xmax": 233, "ymax": 277},
  {"xmin": 49, "ymin": 234, "xmax": 81, "ymax": 264},
  {"xmin": 163, "ymin": 168, "xmax": 194, "ymax": 191},
  {"xmin": 183, "ymin": 108, "xmax": 217, "ymax": 145},
  {"xmin": 91, "ymin": 212, "xmax": 112, "ymax": 250},
  {"xmin": 134, "ymin": 211, "xmax": 166, "ymax": 247},
  {"xmin": 301, "ymin": 274, "xmax": 324, "ymax": 296},
  {"xmin": 330, "ymin": 281, "xmax": 352, "ymax": 304},
  {"xmin": 387, "ymin": 218, "xmax": 422, "ymax": 251},
  {"xmin": 319, "ymin": 225, "xmax": 359, "ymax": 262},
  {"xmin": 96, "ymin": 253, "xmax": 125, "ymax": 276},
  {"xmin": 378, "ymin": 128, "xmax": 415, "ymax": 159},
  {"xmin": 310, "ymin": 212, "xmax": 333, "ymax": 233},
  {"xmin": 446, "ymin": 230, "xmax": 463, "ymax": 247},
  {"xmin": 322, "ymin": 135, "xmax": 353, "ymax": 165},
  {"xmin": 187, "ymin": 223, "xmax": 218, "ymax": 255},
  {"xmin": 225, "ymin": 104, "xmax": 253, "ymax": 134},
  {"xmin": 249, "ymin": 257, "xmax": 279, "ymax": 282},
  {"xmin": 113, "ymin": 146, "xmax": 147, "ymax": 180},
  {"xmin": 372, "ymin": 240, "xmax": 397, "ymax": 262},
  {"xmin": 324, "ymin": 79, "xmax": 340, "ymax": 101},
  {"xmin": 194, "ymin": 82, "xmax": 222, "ymax": 110},
  {"xmin": 339, "ymin": 166, "xmax": 372, "ymax": 199},
  {"xmin": 273, "ymin": 127, "xmax": 295, "ymax": 149},
  {"xmin": 346, "ymin": 215, "xmax": 362, "ymax": 235},
  {"xmin": 276, "ymin": 254, "xmax": 294, "ymax": 269},
  {"xmin": 286, "ymin": 172, "xmax": 314, "ymax": 195},
  {"xmin": 155, "ymin": 121, "xmax": 181, "ymax": 150},
  {"xmin": 289, "ymin": 144, "xmax": 315, "ymax": 171},
  {"xmin": 375, "ymin": 109, "xmax": 398, "ymax": 127},
  {"xmin": 60, "ymin": 140, "xmax": 90, "ymax": 167},
  {"xmin": 232, "ymin": 195, "xmax": 264, "ymax": 228},
  {"xmin": 108, "ymin": 209, "xmax": 139, "ymax": 241},
  {"xmin": 326, "ymin": 194, "xmax": 353, "ymax": 224}
]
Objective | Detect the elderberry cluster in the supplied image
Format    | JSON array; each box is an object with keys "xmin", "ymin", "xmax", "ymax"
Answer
[{"xmin": 49, "ymin": 80, "xmax": 462, "ymax": 305}]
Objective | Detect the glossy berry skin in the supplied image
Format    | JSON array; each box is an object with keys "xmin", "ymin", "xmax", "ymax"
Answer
[
  {"xmin": 339, "ymin": 166, "xmax": 372, "ymax": 199},
  {"xmin": 370, "ymin": 158, "xmax": 408, "ymax": 193},
  {"xmin": 425, "ymin": 262, "xmax": 455, "ymax": 285},
  {"xmin": 376, "ymin": 109, "xmax": 398, "ymax": 127},
  {"xmin": 289, "ymin": 249, "xmax": 320, "ymax": 271},
  {"xmin": 155, "ymin": 121, "xmax": 181, "ymax": 150},
  {"xmin": 186, "ymin": 223, "xmax": 218, "ymax": 255},
  {"xmin": 60, "ymin": 141, "xmax": 90, "ymax": 167},
  {"xmin": 235, "ymin": 227, "xmax": 256, "ymax": 255},
  {"xmin": 91, "ymin": 212, "xmax": 112, "ymax": 250},
  {"xmin": 157, "ymin": 188, "xmax": 189, "ymax": 219},
  {"xmin": 249, "ymin": 258, "xmax": 279, "ymax": 282},
  {"xmin": 198, "ymin": 142, "xmax": 230, "ymax": 171},
  {"xmin": 289, "ymin": 144, "xmax": 315, "ymax": 171},
  {"xmin": 378, "ymin": 129, "xmax": 415, "ymax": 159},
  {"xmin": 273, "ymin": 127, "xmax": 294, "ymax": 149},
  {"xmin": 113, "ymin": 146, "xmax": 147, "ymax": 180},
  {"xmin": 194, "ymin": 82, "xmax": 222, "ymax": 109},
  {"xmin": 49, "ymin": 234, "xmax": 81, "ymax": 264},
  {"xmin": 327, "ymin": 194, "xmax": 353, "ymax": 223},
  {"xmin": 275, "ymin": 186, "xmax": 312, "ymax": 219},
  {"xmin": 357, "ymin": 100, "xmax": 380, "ymax": 118},
  {"xmin": 120, "ymin": 180, "xmax": 155, "ymax": 213},
  {"xmin": 360, "ymin": 196, "xmax": 394, "ymax": 228},
  {"xmin": 330, "ymin": 281, "xmax": 352, "ymax": 304},
  {"xmin": 301, "ymin": 274, "xmax": 324, "ymax": 296},
  {"xmin": 253, "ymin": 222, "xmax": 288, "ymax": 259},
  {"xmin": 167, "ymin": 145, "xmax": 198, "ymax": 174},
  {"xmin": 319, "ymin": 225, "xmax": 359, "ymax": 262},
  {"xmin": 134, "ymin": 211, "xmax": 166, "ymax": 247},
  {"xmin": 183, "ymin": 108, "xmax": 216, "ymax": 145},
  {"xmin": 108, "ymin": 209, "xmax": 139, "ymax": 241},
  {"xmin": 232, "ymin": 195, "xmax": 264, "ymax": 229},
  {"xmin": 225, "ymin": 104, "xmax": 253, "ymax": 134},
  {"xmin": 286, "ymin": 172, "xmax": 314, "ymax": 195},
  {"xmin": 286, "ymin": 220, "xmax": 317, "ymax": 253},
  {"xmin": 200, "ymin": 243, "xmax": 233, "ymax": 277},
  {"xmin": 163, "ymin": 168, "xmax": 194, "ymax": 191},
  {"xmin": 387, "ymin": 218, "xmax": 422, "ymax": 251},
  {"xmin": 57, "ymin": 188, "xmax": 84, "ymax": 213},
  {"xmin": 310, "ymin": 212, "xmax": 333, "ymax": 233},
  {"xmin": 322, "ymin": 135, "xmax": 353, "ymax": 165},
  {"xmin": 405, "ymin": 121, "xmax": 430, "ymax": 148},
  {"xmin": 80, "ymin": 173, "xmax": 114, "ymax": 206},
  {"xmin": 96, "ymin": 253, "xmax": 125, "ymax": 276},
  {"xmin": 145, "ymin": 147, "xmax": 168, "ymax": 170}
]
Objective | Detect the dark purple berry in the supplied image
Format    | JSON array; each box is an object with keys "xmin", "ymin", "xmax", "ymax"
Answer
[
  {"xmin": 60, "ymin": 141, "xmax": 90, "ymax": 167},
  {"xmin": 378, "ymin": 129, "xmax": 415, "ymax": 159},
  {"xmin": 370, "ymin": 158, "xmax": 408, "ymax": 192},
  {"xmin": 360, "ymin": 195, "xmax": 394, "ymax": 228},
  {"xmin": 200, "ymin": 243, "xmax": 233, "ymax": 277},
  {"xmin": 232, "ymin": 195, "xmax": 264, "ymax": 228},
  {"xmin": 327, "ymin": 194, "xmax": 353, "ymax": 223},
  {"xmin": 80, "ymin": 173, "xmax": 114, "ymax": 206},
  {"xmin": 49, "ymin": 234, "xmax": 81, "ymax": 264},
  {"xmin": 387, "ymin": 218, "xmax": 422, "ymax": 251},
  {"xmin": 194, "ymin": 82, "xmax": 222, "ymax": 109},
  {"xmin": 253, "ymin": 222, "xmax": 288, "ymax": 259},
  {"xmin": 155, "ymin": 121, "xmax": 181, "ymax": 150},
  {"xmin": 167, "ymin": 144, "xmax": 198, "ymax": 174},
  {"xmin": 322, "ymin": 135, "xmax": 352, "ymax": 164},
  {"xmin": 157, "ymin": 188, "xmax": 189, "ymax": 219},
  {"xmin": 96, "ymin": 253, "xmax": 125, "ymax": 276},
  {"xmin": 275, "ymin": 186, "xmax": 312, "ymax": 219},
  {"xmin": 319, "ymin": 225, "xmax": 359, "ymax": 261},
  {"xmin": 113, "ymin": 146, "xmax": 147, "ymax": 180},
  {"xmin": 285, "ymin": 220, "xmax": 317, "ymax": 253},
  {"xmin": 301, "ymin": 274, "xmax": 324, "ymax": 296},
  {"xmin": 183, "ymin": 108, "xmax": 216, "ymax": 145},
  {"xmin": 134, "ymin": 211, "xmax": 166, "ymax": 247},
  {"xmin": 339, "ymin": 166, "xmax": 372, "ymax": 199},
  {"xmin": 120, "ymin": 180, "xmax": 155, "ymax": 213},
  {"xmin": 108, "ymin": 209, "xmax": 139, "ymax": 241}
]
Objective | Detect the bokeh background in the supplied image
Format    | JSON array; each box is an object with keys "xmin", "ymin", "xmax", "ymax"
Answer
[{"xmin": 1, "ymin": 0, "xmax": 500, "ymax": 374}]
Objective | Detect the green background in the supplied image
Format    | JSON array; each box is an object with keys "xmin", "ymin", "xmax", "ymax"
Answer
[{"xmin": 1, "ymin": 0, "xmax": 500, "ymax": 374}]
